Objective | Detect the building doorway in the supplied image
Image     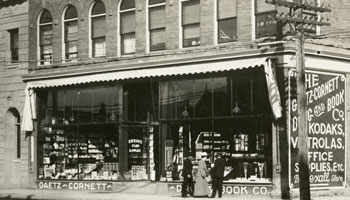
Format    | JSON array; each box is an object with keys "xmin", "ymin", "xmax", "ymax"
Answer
[{"xmin": 3, "ymin": 108, "xmax": 22, "ymax": 188}]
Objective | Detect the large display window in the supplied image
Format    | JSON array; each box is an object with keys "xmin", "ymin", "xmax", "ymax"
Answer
[
  {"xmin": 159, "ymin": 68, "xmax": 273, "ymax": 183},
  {"xmin": 37, "ymin": 84, "xmax": 123, "ymax": 180}
]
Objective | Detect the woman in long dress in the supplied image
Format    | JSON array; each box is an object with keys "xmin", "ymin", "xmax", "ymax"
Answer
[{"xmin": 194, "ymin": 152, "xmax": 209, "ymax": 197}]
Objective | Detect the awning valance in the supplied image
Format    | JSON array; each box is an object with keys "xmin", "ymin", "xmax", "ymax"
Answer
[
  {"xmin": 26, "ymin": 57, "xmax": 267, "ymax": 89},
  {"xmin": 22, "ymin": 57, "xmax": 280, "ymax": 132}
]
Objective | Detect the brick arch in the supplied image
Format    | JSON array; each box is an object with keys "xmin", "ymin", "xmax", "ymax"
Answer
[
  {"xmin": 31, "ymin": 2, "xmax": 58, "ymax": 24},
  {"xmin": 57, "ymin": 1, "xmax": 84, "ymax": 19},
  {"xmin": 82, "ymin": 0, "xmax": 114, "ymax": 18}
]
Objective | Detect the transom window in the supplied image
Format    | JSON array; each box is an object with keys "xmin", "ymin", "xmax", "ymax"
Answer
[
  {"xmin": 148, "ymin": 0, "xmax": 166, "ymax": 51},
  {"xmin": 181, "ymin": 0, "xmax": 200, "ymax": 48},
  {"xmin": 120, "ymin": 0, "xmax": 136, "ymax": 55},
  {"xmin": 63, "ymin": 5, "xmax": 78, "ymax": 62},
  {"xmin": 217, "ymin": 0, "xmax": 237, "ymax": 43},
  {"xmin": 90, "ymin": 1, "xmax": 106, "ymax": 57},
  {"xmin": 38, "ymin": 10, "xmax": 53, "ymax": 65}
]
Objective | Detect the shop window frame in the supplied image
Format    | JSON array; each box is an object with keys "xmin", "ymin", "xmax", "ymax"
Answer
[
  {"xmin": 63, "ymin": 5, "xmax": 79, "ymax": 63},
  {"xmin": 37, "ymin": 9, "xmax": 53, "ymax": 66},
  {"xmin": 9, "ymin": 28, "xmax": 19, "ymax": 63},
  {"xmin": 148, "ymin": 0, "xmax": 166, "ymax": 52},
  {"xmin": 36, "ymin": 84, "xmax": 123, "ymax": 181},
  {"xmin": 254, "ymin": 0, "xmax": 278, "ymax": 39},
  {"xmin": 89, "ymin": 0, "xmax": 106, "ymax": 58},
  {"xmin": 119, "ymin": 0, "xmax": 136, "ymax": 55},
  {"xmin": 181, "ymin": 0, "xmax": 201, "ymax": 48},
  {"xmin": 216, "ymin": 0, "xmax": 237, "ymax": 44}
]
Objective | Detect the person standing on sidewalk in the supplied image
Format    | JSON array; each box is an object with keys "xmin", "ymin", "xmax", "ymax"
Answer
[
  {"xmin": 210, "ymin": 153, "xmax": 226, "ymax": 198},
  {"xmin": 194, "ymin": 152, "xmax": 209, "ymax": 197},
  {"xmin": 182, "ymin": 156, "xmax": 194, "ymax": 197}
]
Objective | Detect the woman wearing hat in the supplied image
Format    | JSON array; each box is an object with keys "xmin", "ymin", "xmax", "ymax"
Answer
[{"xmin": 194, "ymin": 152, "xmax": 209, "ymax": 197}]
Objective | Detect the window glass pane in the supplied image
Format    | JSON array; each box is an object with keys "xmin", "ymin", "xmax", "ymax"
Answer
[
  {"xmin": 121, "ymin": 33, "xmax": 135, "ymax": 54},
  {"xmin": 150, "ymin": 28, "xmax": 165, "ymax": 51},
  {"xmin": 149, "ymin": 0, "xmax": 165, "ymax": 5},
  {"xmin": 218, "ymin": 18, "xmax": 237, "ymax": 43},
  {"xmin": 217, "ymin": 0, "xmax": 236, "ymax": 19},
  {"xmin": 120, "ymin": 11, "xmax": 135, "ymax": 34},
  {"xmin": 92, "ymin": 1, "xmax": 106, "ymax": 15},
  {"xmin": 10, "ymin": 29, "xmax": 19, "ymax": 62},
  {"xmin": 56, "ymin": 91, "xmax": 65, "ymax": 122},
  {"xmin": 93, "ymin": 37, "xmax": 106, "ymax": 57},
  {"xmin": 255, "ymin": 0, "xmax": 275, "ymax": 13},
  {"xmin": 65, "ymin": 21, "xmax": 78, "ymax": 42},
  {"xmin": 183, "ymin": 24, "xmax": 200, "ymax": 47},
  {"xmin": 213, "ymin": 77, "xmax": 229, "ymax": 116},
  {"xmin": 78, "ymin": 88, "xmax": 92, "ymax": 123},
  {"xmin": 107, "ymin": 86, "xmax": 122, "ymax": 122},
  {"xmin": 182, "ymin": 0, "xmax": 200, "ymax": 25},
  {"xmin": 64, "ymin": 90, "xmax": 78, "ymax": 123},
  {"xmin": 91, "ymin": 87, "xmax": 107, "ymax": 122},
  {"xmin": 92, "ymin": 16, "xmax": 106, "ymax": 38},
  {"xmin": 192, "ymin": 78, "xmax": 212, "ymax": 118},
  {"xmin": 66, "ymin": 41, "xmax": 78, "ymax": 61},
  {"xmin": 65, "ymin": 6, "xmax": 78, "ymax": 19},
  {"xmin": 175, "ymin": 80, "xmax": 194, "ymax": 119},
  {"xmin": 160, "ymin": 82, "xmax": 176, "ymax": 120},
  {"xmin": 121, "ymin": 0, "xmax": 135, "ymax": 10},
  {"xmin": 40, "ymin": 25, "xmax": 53, "ymax": 45},
  {"xmin": 41, "ymin": 45, "xmax": 53, "ymax": 54},
  {"xmin": 149, "ymin": 6, "xmax": 165, "ymax": 30},
  {"xmin": 256, "ymin": 12, "xmax": 277, "ymax": 38},
  {"xmin": 40, "ymin": 10, "xmax": 52, "ymax": 23}
]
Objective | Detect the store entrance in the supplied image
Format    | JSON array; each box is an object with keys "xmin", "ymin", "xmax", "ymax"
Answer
[{"xmin": 123, "ymin": 124, "xmax": 159, "ymax": 181}]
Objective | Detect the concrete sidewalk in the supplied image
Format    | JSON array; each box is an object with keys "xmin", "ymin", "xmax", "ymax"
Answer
[{"xmin": 0, "ymin": 189, "xmax": 349, "ymax": 200}]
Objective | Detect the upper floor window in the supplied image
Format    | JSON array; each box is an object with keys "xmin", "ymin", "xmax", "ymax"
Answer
[
  {"xmin": 9, "ymin": 29, "xmax": 19, "ymax": 63},
  {"xmin": 38, "ymin": 10, "xmax": 53, "ymax": 65},
  {"xmin": 63, "ymin": 5, "xmax": 78, "ymax": 62},
  {"xmin": 181, "ymin": 0, "xmax": 200, "ymax": 48},
  {"xmin": 90, "ymin": 1, "xmax": 106, "ymax": 57},
  {"xmin": 255, "ymin": 0, "xmax": 277, "ymax": 39},
  {"xmin": 120, "ymin": 0, "xmax": 136, "ymax": 55},
  {"xmin": 148, "ymin": 0, "xmax": 166, "ymax": 51},
  {"xmin": 217, "ymin": 0, "xmax": 237, "ymax": 43}
]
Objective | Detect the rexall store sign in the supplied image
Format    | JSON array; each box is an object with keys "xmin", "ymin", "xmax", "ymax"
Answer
[{"xmin": 288, "ymin": 70, "xmax": 346, "ymax": 189}]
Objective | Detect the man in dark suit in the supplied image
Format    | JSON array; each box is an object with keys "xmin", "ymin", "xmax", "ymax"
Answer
[
  {"xmin": 210, "ymin": 153, "xmax": 226, "ymax": 198},
  {"xmin": 182, "ymin": 156, "xmax": 194, "ymax": 197}
]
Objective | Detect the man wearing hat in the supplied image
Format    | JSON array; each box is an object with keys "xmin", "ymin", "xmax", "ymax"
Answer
[
  {"xmin": 210, "ymin": 153, "xmax": 226, "ymax": 198},
  {"xmin": 182, "ymin": 155, "xmax": 194, "ymax": 197}
]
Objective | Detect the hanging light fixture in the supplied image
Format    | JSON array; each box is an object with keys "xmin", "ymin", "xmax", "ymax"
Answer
[
  {"xmin": 181, "ymin": 91, "xmax": 189, "ymax": 117},
  {"xmin": 232, "ymin": 87, "xmax": 241, "ymax": 115}
]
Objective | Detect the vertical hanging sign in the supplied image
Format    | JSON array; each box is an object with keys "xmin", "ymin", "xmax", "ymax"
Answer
[{"xmin": 288, "ymin": 69, "xmax": 346, "ymax": 189}]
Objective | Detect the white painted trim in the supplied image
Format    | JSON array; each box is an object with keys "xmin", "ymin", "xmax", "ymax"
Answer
[
  {"xmin": 251, "ymin": 0, "xmax": 256, "ymax": 41},
  {"xmin": 283, "ymin": 54, "xmax": 350, "ymax": 73}
]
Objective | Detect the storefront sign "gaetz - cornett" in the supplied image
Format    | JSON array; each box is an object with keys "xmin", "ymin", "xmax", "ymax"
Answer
[{"xmin": 38, "ymin": 181, "xmax": 113, "ymax": 191}]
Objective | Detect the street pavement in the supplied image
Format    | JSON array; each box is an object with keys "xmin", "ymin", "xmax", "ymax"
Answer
[{"xmin": 0, "ymin": 189, "xmax": 349, "ymax": 200}]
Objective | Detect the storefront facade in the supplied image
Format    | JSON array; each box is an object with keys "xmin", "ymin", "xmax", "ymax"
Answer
[
  {"xmin": 21, "ymin": 56, "xmax": 278, "ymax": 194},
  {"xmin": 15, "ymin": 0, "xmax": 350, "ymax": 198},
  {"xmin": 20, "ymin": 51, "xmax": 350, "ymax": 198}
]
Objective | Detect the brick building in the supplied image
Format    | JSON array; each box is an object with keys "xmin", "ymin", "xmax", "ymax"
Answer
[
  {"xmin": 1, "ymin": 0, "xmax": 350, "ymax": 198},
  {"xmin": 0, "ymin": 0, "xmax": 29, "ymax": 189}
]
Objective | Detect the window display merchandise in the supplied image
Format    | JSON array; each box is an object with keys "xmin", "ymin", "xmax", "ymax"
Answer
[
  {"xmin": 159, "ymin": 69, "xmax": 273, "ymax": 183},
  {"xmin": 38, "ymin": 85, "xmax": 123, "ymax": 180}
]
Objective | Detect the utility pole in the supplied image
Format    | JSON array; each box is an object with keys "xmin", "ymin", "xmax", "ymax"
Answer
[{"xmin": 265, "ymin": 1, "xmax": 331, "ymax": 200}]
